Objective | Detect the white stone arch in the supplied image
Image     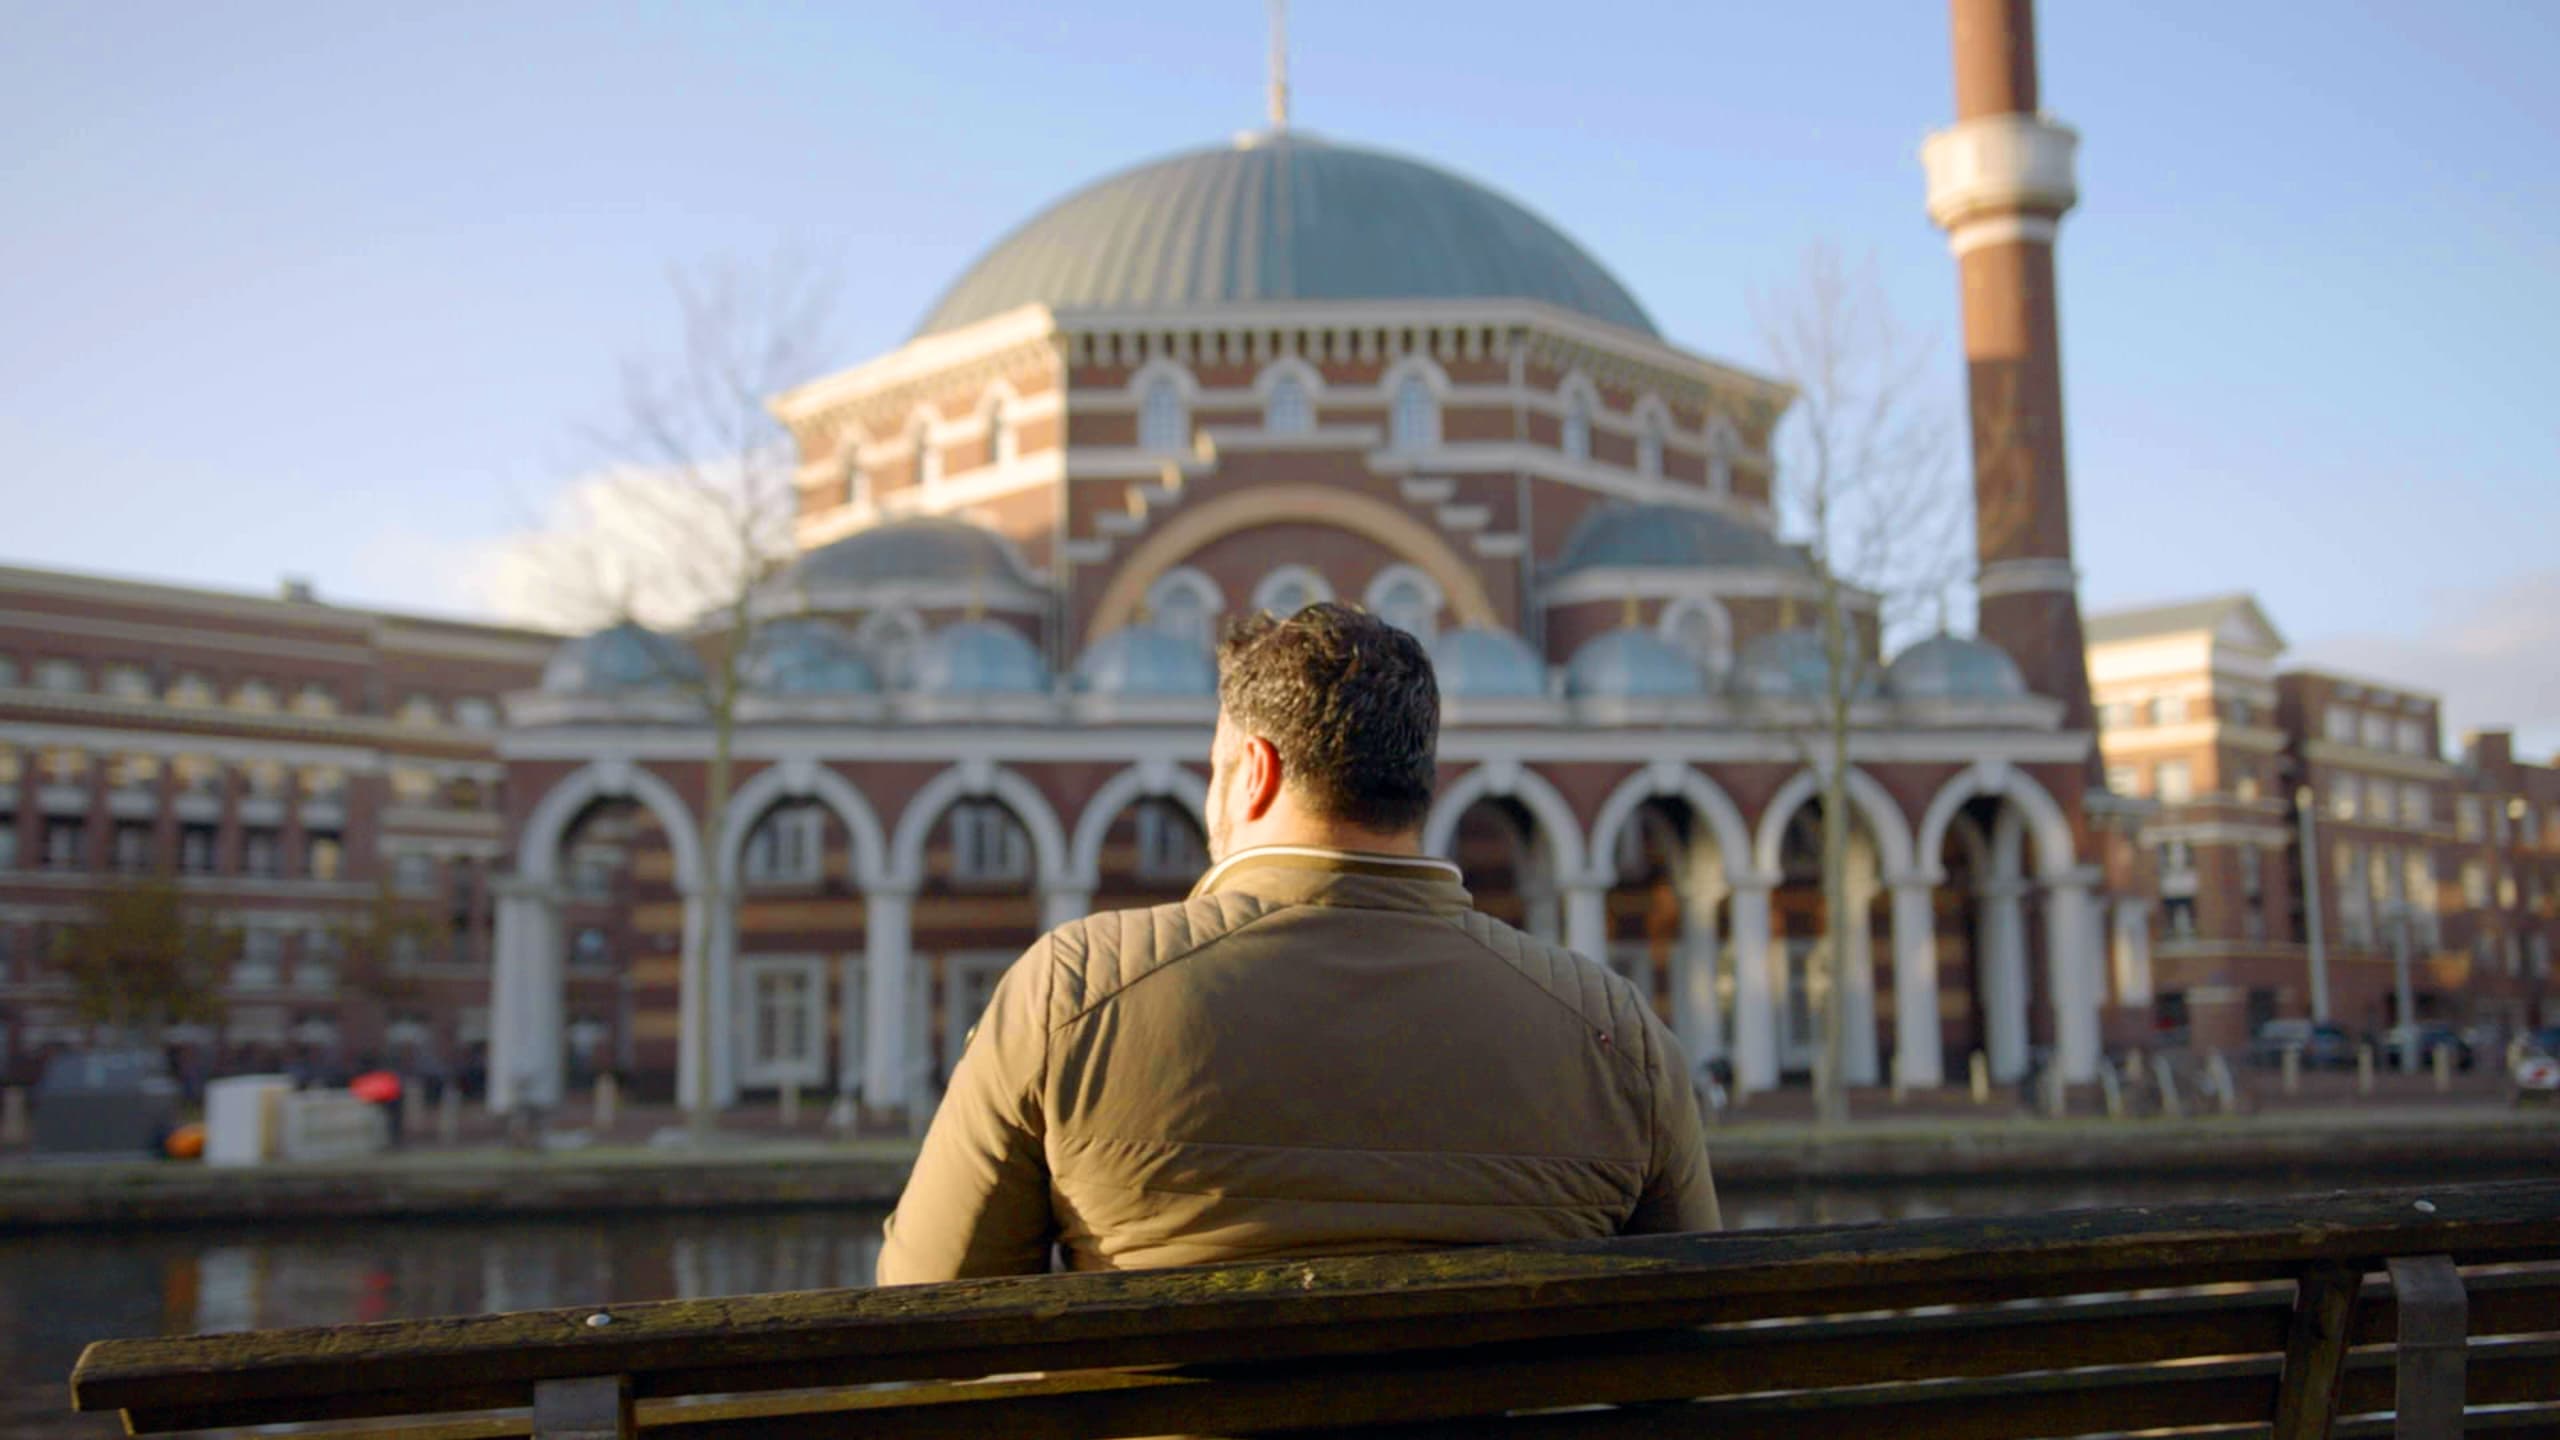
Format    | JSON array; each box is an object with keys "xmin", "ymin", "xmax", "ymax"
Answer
[
  {"xmin": 1424, "ymin": 760, "xmax": 1591, "ymax": 883},
  {"xmin": 1657, "ymin": 593, "xmax": 1734, "ymax": 675},
  {"xmin": 1587, "ymin": 760, "xmax": 1753, "ymax": 887},
  {"xmin": 717, "ymin": 757, "xmax": 890, "ymax": 891},
  {"xmin": 886, "ymin": 759, "xmax": 1072, "ymax": 892},
  {"xmin": 1069, "ymin": 759, "xmax": 1212, "ymax": 893},
  {"xmin": 1363, "ymin": 562, "xmax": 1444, "ymax": 642},
  {"xmin": 1914, "ymin": 758, "xmax": 2076, "ymax": 882},
  {"xmin": 1131, "ymin": 356, "xmax": 1196, "ymax": 455},
  {"xmin": 975, "ymin": 377, "xmax": 1021, "ymax": 470},
  {"xmin": 1750, "ymin": 766, "xmax": 1916, "ymax": 883},
  {"xmin": 1251, "ymin": 563, "xmax": 1335, "ymax": 616},
  {"xmin": 519, "ymin": 759, "xmax": 704, "ymax": 894},
  {"xmin": 1254, "ymin": 355, "xmax": 1323, "ymax": 435},
  {"xmin": 1381, "ymin": 353, "xmax": 1449, "ymax": 452}
]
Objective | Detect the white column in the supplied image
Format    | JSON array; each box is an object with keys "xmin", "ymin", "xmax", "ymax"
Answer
[
  {"xmin": 1841, "ymin": 862, "xmax": 1881, "ymax": 1087},
  {"xmin": 1674, "ymin": 887, "xmax": 1724, "ymax": 1063},
  {"xmin": 1889, "ymin": 876, "xmax": 1943, "ymax": 1088},
  {"xmin": 862, "ymin": 888, "xmax": 915, "ymax": 1113},
  {"xmin": 705, "ymin": 896, "xmax": 740, "ymax": 1107},
  {"xmin": 1979, "ymin": 879, "xmax": 2030, "ymax": 1082},
  {"xmin": 1523, "ymin": 885, "xmax": 1561, "ymax": 946},
  {"xmin": 1563, "ymin": 877, "xmax": 1609, "ymax": 964},
  {"xmin": 1729, "ymin": 880, "xmax": 1778, "ymax": 1095},
  {"xmin": 1042, "ymin": 887, "xmax": 1092, "ymax": 932},
  {"xmin": 674, "ymin": 892, "xmax": 712, "ymax": 1114},
  {"xmin": 2045, "ymin": 870, "xmax": 2101, "ymax": 1084},
  {"xmin": 2113, "ymin": 900, "xmax": 2154, "ymax": 1006},
  {"xmin": 487, "ymin": 886, "xmax": 534, "ymax": 1115},
  {"xmin": 524, "ymin": 901, "xmax": 564, "ymax": 1108}
]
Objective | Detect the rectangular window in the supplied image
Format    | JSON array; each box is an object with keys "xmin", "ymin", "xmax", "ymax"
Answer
[
  {"xmin": 949, "ymin": 801, "xmax": 1030, "ymax": 885},
  {"xmin": 305, "ymin": 832, "xmax": 343, "ymax": 883},
  {"xmin": 236, "ymin": 930, "xmax": 283, "ymax": 990},
  {"xmin": 45, "ymin": 819, "xmax": 85, "ymax": 870},
  {"xmin": 394, "ymin": 852, "xmax": 438, "ymax": 896},
  {"xmin": 2401, "ymin": 784, "xmax": 2429, "ymax": 828},
  {"xmin": 2324, "ymin": 704, "xmax": 2356, "ymax": 743},
  {"xmin": 2330, "ymin": 775, "xmax": 2358, "ymax": 821},
  {"xmin": 2359, "ymin": 711, "xmax": 2392, "ymax": 750},
  {"xmin": 2105, "ymin": 763, "xmax": 2141, "ymax": 796},
  {"xmin": 2164, "ymin": 894, "xmax": 2197, "ymax": 939},
  {"xmin": 179, "ymin": 824, "xmax": 217, "ymax": 874},
  {"xmin": 2146, "ymin": 696, "xmax": 2179, "ymax": 726},
  {"xmin": 35, "ymin": 658, "xmax": 88, "ymax": 693},
  {"xmin": 2155, "ymin": 760, "xmax": 2194, "ymax": 804},
  {"xmin": 2462, "ymin": 861, "xmax": 2490, "ymax": 909},
  {"xmin": 742, "ymin": 804, "xmax": 824, "ymax": 884},
  {"xmin": 0, "ymin": 822, "xmax": 16, "ymax": 870},
  {"xmin": 241, "ymin": 828, "xmax": 282, "ymax": 878},
  {"xmin": 2240, "ymin": 843, "xmax": 2263, "ymax": 900},
  {"xmin": 2223, "ymin": 695, "xmax": 2254, "ymax": 727},
  {"xmin": 2397, "ymin": 717, "xmax": 2427, "ymax": 755},
  {"xmin": 102, "ymin": 664, "xmax": 154, "ymax": 700},
  {"xmin": 2457, "ymin": 796, "xmax": 2483, "ymax": 841},
  {"xmin": 112, "ymin": 822, "xmax": 153, "ymax": 873}
]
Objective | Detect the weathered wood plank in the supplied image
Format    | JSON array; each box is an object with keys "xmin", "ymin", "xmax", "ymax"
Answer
[
  {"xmin": 72, "ymin": 1180, "xmax": 2560, "ymax": 1425},
  {"xmin": 533, "ymin": 1375, "xmax": 634, "ymax": 1440},
  {"xmin": 2386, "ymin": 1255, "xmax": 2468, "ymax": 1440},
  {"xmin": 2273, "ymin": 1263, "xmax": 2364, "ymax": 1440}
]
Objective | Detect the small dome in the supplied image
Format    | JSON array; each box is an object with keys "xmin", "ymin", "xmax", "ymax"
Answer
[
  {"xmin": 1566, "ymin": 628, "xmax": 1708, "ymax": 699},
  {"xmin": 1732, "ymin": 628, "xmax": 1878, "ymax": 700},
  {"xmin": 1886, "ymin": 633, "xmax": 2028, "ymax": 701},
  {"xmin": 1550, "ymin": 503, "xmax": 1802, "ymax": 575},
  {"xmin": 1430, "ymin": 626, "xmax": 1547, "ymax": 698},
  {"xmin": 744, "ymin": 619, "xmax": 880, "ymax": 695},
  {"xmin": 912, "ymin": 621, "xmax": 1051, "ymax": 695},
  {"xmin": 1075, "ymin": 626, "xmax": 1217, "ymax": 696},
  {"xmin": 540, "ymin": 622, "xmax": 703, "ymax": 695},
  {"xmin": 782, "ymin": 517, "xmax": 1036, "ymax": 593}
]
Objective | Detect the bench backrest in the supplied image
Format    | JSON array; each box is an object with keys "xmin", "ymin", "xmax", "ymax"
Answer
[{"xmin": 71, "ymin": 1180, "xmax": 2560, "ymax": 1439}]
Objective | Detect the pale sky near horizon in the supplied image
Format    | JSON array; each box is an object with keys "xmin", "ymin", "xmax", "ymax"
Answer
[{"xmin": 3, "ymin": 3, "xmax": 2554, "ymax": 752}]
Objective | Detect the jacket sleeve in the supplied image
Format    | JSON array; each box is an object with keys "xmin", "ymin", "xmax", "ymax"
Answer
[
  {"xmin": 875, "ymin": 936, "xmax": 1057, "ymax": 1285},
  {"xmin": 1624, "ymin": 1015, "xmax": 1721, "ymax": 1235}
]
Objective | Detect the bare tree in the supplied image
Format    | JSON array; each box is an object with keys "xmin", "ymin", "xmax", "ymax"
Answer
[
  {"xmin": 1754, "ymin": 246, "xmax": 1966, "ymax": 1128},
  {"xmin": 498, "ymin": 257, "xmax": 837, "ymax": 1128},
  {"xmin": 55, "ymin": 877, "xmax": 236, "ymax": 1042}
]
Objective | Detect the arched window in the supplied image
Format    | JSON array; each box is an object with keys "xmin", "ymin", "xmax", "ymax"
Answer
[
  {"xmin": 1637, "ymin": 411, "xmax": 1666, "ymax": 479},
  {"xmin": 855, "ymin": 607, "xmax": 926, "ymax": 689},
  {"xmin": 1251, "ymin": 564, "xmax": 1335, "ymax": 618},
  {"xmin": 1659, "ymin": 596, "xmax": 1734, "ymax": 676},
  {"xmin": 1561, "ymin": 390, "xmax": 1592, "ymax": 462},
  {"xmin": 910, "ymin": 419, "xmax": 940, "ymax": 490},
  {"xmin": 1705, "ymin": 415, "xmax": 1739, "ymax": 495},
  {"xmin": 1265, "ymin": 373, "xmax": 1313, "ymax": 435},
  {"xmin": 844, "ymin": 455, "xmax": 869, "ymax": 508},
  {"xmin": 1389, "ymin": 372, "xmax": 1439, "ymax": 452},
  {"xmin": 1140, "ymin": 375, "xmax": 1187, "ymax": 453},
  {"xmin": 1363, "ymin": 564, "xmax": 1444, "ymax": 644},
  {"xmin": 1144, "ymin": 568, "xmax": 1224, "ymax": 652},
  {"xmin": 983, "ymin": 399, "xmax": 1013, "ymax": 469}
]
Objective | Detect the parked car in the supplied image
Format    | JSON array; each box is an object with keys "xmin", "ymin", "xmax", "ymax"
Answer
[
  {"xmin": 2247, "ymin": 1019, "xmax": 2357, "ymax": 1070},
  {"xmin": 2376, "ymin": 1023, "xmax": 2473, "ymax": 1072},
  {"xmin": 31, "ymin": 1048, "xmax": 182, "ymax": 1156},
  {"xmin": 2521, "ymin": 1026, "xmax": 2560, "ymax": 1060}
]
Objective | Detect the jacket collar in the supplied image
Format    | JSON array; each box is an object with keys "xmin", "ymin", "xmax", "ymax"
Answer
[{"xmin": 1190, "ymin": 845, "xmax": 1472, "ymax": 914}]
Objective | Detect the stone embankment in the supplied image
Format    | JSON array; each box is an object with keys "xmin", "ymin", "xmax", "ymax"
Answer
[{"xmin": 2, "ymin": 1107, "xmax": 2551, "ymax": 1231}]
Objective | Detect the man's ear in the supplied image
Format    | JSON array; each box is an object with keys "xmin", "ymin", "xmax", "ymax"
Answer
[{"xmin": 1242, "ymin": 735, "xmax": 1284, "ymax": 822}]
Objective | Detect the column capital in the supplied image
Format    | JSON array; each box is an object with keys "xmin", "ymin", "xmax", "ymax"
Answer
[
  {"xmin": 1886, "ymin": 869, "xmax": 1945, "ymax": 893},
  {"xmin": 1922, "ymin": 112, "xmax": 2079, "ymax": 249}
]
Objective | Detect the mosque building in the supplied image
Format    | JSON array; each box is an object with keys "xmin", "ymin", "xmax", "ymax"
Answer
[{"xmin": 488, "ymin": 4, "xmax": 2132, "ymax": 1122}]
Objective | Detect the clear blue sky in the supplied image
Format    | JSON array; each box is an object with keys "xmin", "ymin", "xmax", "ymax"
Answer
[{"xmin": 4, "ymin": 3, "xmax": 2554, "ymax": 750}]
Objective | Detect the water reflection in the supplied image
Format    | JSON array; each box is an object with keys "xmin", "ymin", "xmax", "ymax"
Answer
[{"xmin": 10, "ymin": 1168, "xmax": 2535, "ymax": 1438}]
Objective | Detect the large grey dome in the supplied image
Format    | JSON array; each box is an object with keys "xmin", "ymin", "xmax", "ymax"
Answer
[
  {"xmin": 541, "ymin": 622, "xmax": 703, "ymax": 696},
  {"xmin": 1566, "ymin": 628, "xmax": 1707, "ymax": 699},
  {"xmin": 1430, "ymin": 626, "xmax": 1548, "ymax": 699},
  {"xmin": 918, "ymin": 133, "xmax": 1657, "ymax": 338},
  {"xmin": 1551, "ymin": 503, "xmax": 1803, "ymax": 575},
  {"xmin": 1075, "ymin": 627, "xmax": 1217, "ymax": 696},
  {"xmin": 1732, "ymin": 628, "xmax": 1879, "ymax": 701},
  {"xmin": 912, "ymin": 621, "xmax": 1051, "ymax": 695},
  {"xmin": 744, "ymin": 619, "xmax": 879, "ymax": 695}
]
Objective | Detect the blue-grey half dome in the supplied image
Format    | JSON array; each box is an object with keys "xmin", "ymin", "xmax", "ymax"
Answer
[
  {"xmin": 1566, "ymin": 628, "xmax": 1707, "ymax": 699},
  {"xmin": 912, "ymin": 620, "xmax": 1051, "ymax": 695},
  {"xmin": 744, "ymin": 619, "xmax": 880, "ymax": 695},
  {"xmin": 1075, "ymin": 626, "xmax": 1217, "ymax": 696},
  {"xmin": 1550, "ymin": 502, "xmax": 1802, "ymax": 576},
  {"xmin": 540, "ymin": 622, "xmax": 703, "ymax": 695},
  {"xmin": 917, "ymin": 132, "xmax": 1657, "ymax": 338},
  {"xmin": 782, "ymin": 517, "xmax": 1036, "ymax": 593},
  {"xmin": 1430, "ymin": 626, "xmax": 1548, "ymax": 698},
  {"xmin": 1732, "ymin": 628, "xmax": 1878, "ymax": 700},
  {"xmin": 1886, "ymin": 633, "xmax": 2028, "ymax": 701}
]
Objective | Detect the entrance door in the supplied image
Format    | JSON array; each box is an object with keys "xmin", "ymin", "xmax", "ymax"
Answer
[{"xmin": 736, "ymin": 955, "xmax": 827, "ymax": 1090}]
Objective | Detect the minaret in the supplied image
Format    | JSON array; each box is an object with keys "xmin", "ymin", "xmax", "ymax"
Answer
[
  {"xmin": 1923, "ymin": 0, "xmax": 2095, "ymax": 752},
  {"xmin": 1267, "ymin": 0, "xmax": 1289, "ymax": 130}
]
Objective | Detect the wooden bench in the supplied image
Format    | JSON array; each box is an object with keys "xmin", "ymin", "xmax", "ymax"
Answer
[{"xmin": 72, "ymin": 1179, "xmax": 2560, "ymax": 1439}]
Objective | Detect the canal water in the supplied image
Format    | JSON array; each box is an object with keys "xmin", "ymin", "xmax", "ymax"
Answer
[{"xmin": 8, "ymin": 1164, "xmax": 2540, "ymax": 1437}]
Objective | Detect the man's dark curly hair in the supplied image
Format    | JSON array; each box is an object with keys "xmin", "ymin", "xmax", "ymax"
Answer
[{"xmin": 1216, "ymin": 602, "xmax": 1440, "ymax": 833}]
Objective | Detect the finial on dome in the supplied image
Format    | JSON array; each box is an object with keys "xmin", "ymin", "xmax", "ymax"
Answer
[{"xmin": 1267, "ymin": 0, "xmax": 1290, "ymax": 129}]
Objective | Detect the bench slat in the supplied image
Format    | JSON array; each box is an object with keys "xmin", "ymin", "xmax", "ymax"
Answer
[
  {"xmin": 74, "ymin": 1180, "xmax": 2560, "ymax": 1427},
  {"xmin": 2273, "ymin": 1262, "xmax": 2364, "ymax": 1440}
]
